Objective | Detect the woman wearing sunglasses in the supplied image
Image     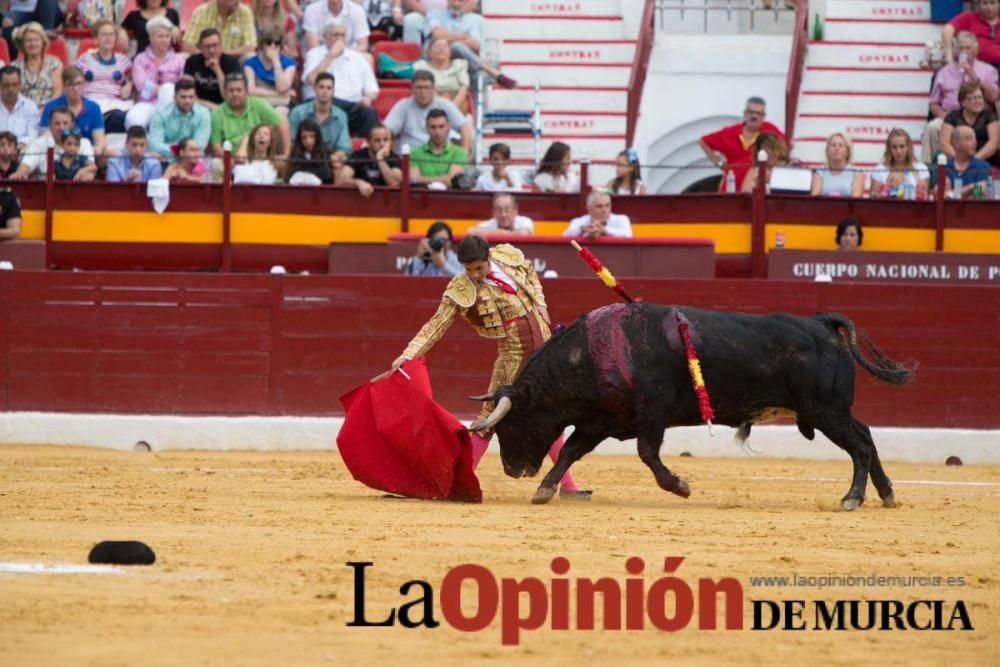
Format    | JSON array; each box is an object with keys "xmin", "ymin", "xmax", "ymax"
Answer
[{"xmin": 243, "ymin": 25, "xmax": 297, "ymax": 115}]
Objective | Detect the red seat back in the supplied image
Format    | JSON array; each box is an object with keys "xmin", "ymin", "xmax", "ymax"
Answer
[{"xmin": 373, "ymin": 86, "xmax": 411, "ymax": 122}]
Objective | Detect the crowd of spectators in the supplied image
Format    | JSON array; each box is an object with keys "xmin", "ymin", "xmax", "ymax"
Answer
[{"xmin": 0, "ymin": 0, "xmax": 529, "ymax": 190}]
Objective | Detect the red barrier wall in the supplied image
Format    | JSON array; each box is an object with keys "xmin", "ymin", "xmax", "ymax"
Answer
[{"xmin": 1, "ymin": 270, "xmax": 997, "ymax": 427}]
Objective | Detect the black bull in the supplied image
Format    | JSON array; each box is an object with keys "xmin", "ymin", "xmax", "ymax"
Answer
[{"xmin": 471, "ymin": 303, "xmax": 915, "ymax": 511}]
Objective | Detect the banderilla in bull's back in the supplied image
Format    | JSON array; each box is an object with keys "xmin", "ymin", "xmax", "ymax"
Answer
[{"xmin": 470, "ymin": 302, "xmax": 916, "ymax": 511}]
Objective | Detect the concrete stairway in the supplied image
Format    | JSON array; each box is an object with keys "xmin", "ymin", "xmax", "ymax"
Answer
[{"xmin": 793, "ymin": 0, "xmax": 938, "ymax": 166}]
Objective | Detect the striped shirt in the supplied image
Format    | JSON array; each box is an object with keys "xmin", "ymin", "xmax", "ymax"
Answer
[{"xmin": 75, "ymin": 50, "xmax": 133, "ymax": 113}]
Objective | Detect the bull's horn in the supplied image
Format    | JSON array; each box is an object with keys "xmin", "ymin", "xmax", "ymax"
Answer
[
  {"xmin": 468, "ymin": 392, "xmax": 495, "ymax": 401},
  {"xmin": 472, "ymin": 396, "xmax": 512, "ymax": 431}
]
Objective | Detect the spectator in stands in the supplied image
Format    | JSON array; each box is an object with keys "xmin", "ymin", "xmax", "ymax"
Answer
[
  {"xmin": 302, "ymin": 18, "xmax": 379, "ymax": 136},
  {"xmin": 741, "ymin": 132, "xmax": 790, "ymax": 193},
  {"xmin": 75, "ymin": 19, "xmax": 132, "ymax": 134},
  {"xmin": 0, "ymin": 185, "xmax": 22, "ymax": 240},
  {"xmin": 11, "ymin": 22, "xmax": 62, "ymax": 108},
  {"xmin": 185, "ymin": 29, "xmax": 244, "ymax": 111},
  {"xmin": 475, "ymin": 142, "xmax": 522, "ymax": 192},
  {"xmin": 413, "ymin": 35, "xmax": 470, "ymax": 112},
  {"xmin": 811, "ymin": 132, "xmax": 864, "ymax": 197},
  {"xmin": 52, "ymin": 128, "xmax": 96, "ymax": 180},
  {"xmin": 923, "ymin": 31, "xmax": 999, "ymax": 162},
  {"xmin": 149, "ymin": 79, "xmax": 212, "ymax": 162},
  {"xmin": 13, "ymin": 108, "xmax": 94, "ymax": 179},
  {"xmin": 285, "ymin": 118, "xmax": 333, "ymax": 184},
  {"xmin": 40, "ymin": 67, "xmax": 106, "ymax": 156},
  {"xmin": 405, "ymin": 219, "xmax": 462, "ymax": 276},
  {"xmin": 402, "ymin": 0, "xmax": 446, "ymax": 44},
  {"xmin": 252, "ymin": 0, "xmax": 298, "ymax": 58},
  {"xmin": 363, "ymin": 0, "xmax": 403, "ymax": 41},
  {"xmin": 234, "ymin": 122, "xmax": 283, "ymax": 183},
  {"xmin": 940, "ymin": 81, "xmax": 999, "ymax": 164},
  {"xmin": 699, "ymin": 96, "xmax": 785, "ymax": 190},
  {"xmin": 607, "ymin": 148, "xmax": 646, "ymax": 195},
  {"xmin": 210, "ymin": 72, "xmax": 291, "ymax": 159},
  {"xmin": 303, "ymin": 0, "xmax": 370, "ymax": 52},
  {"xmin": 288, "ymin": 72, "xmax": 351, "ymax": 155},
  {"xmin": 163, "ymin": 137, "xmax": 209, "ymax": 182},
  {"xmin": 0, "ymin": 131, "xmax": 20, "ymax": 177},
  {"xmin": 563, "ymin": 191, "xmax": 632, "ymax": 238},
  {"xmin": 3, "ymin": 1, "xmax": 61, "ymax": 60},
  {"xmin": 836, "ymin": 217, "xmax": 862, "ymax": 251},
  {"xmin": 384, "ymin": 70, "xmax": 471, "ymax": 152},
  {"xmin": 409, "ymin": 107, "xmax": 466, "ymax": 187},
  {"xmin": 942, "ymin": 0, "xmax": 1000, "ymax": 72},
  {"xmin": 0, "ymin": 66, "xmax": 40, "ymax": 148},
  {"xmin": 870, "ymin": 128, "xmax": 930, "ymax": 197},
  {"xmin": 424, "ymin": 0, "xmax": 516, "ymax": 89},
  {"xmin": 245, "ymin": 25, "xmax": 297, "ymax": 115},
  {"xmin": 468, "ymin": 192, "xmax": 534, "ymax": 235},
  {"xmin": 532, "ymin": 141, "xmax": 578, "ymax": 193},
  {"xmin": 127, "ymin": 16, "xmax": 187, "ymax": 129},
  {"xmin": 107, "ymin": 126, "xmax": 163, "ymax": 182},
  {"xmin": 121, "ymin": 0, "xmax": 181, "ymax": 55},
  {"xmin": 183, "ymin": 0, "xmax": 258, "ymax": 58},
  {"xmin": 339, "ymin": 123, "xmax": 402, "ymax": 196},
  {"xmin": 946, "ymin": 125, "xmax": 992, "ymax": 198}
]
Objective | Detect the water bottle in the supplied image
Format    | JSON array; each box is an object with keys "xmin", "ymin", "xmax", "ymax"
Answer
[
  {"xmin": 903, "ymin": 183, "xmax": 915, "ymax": 200},
  {"xmin": 725, "ymin": 171, "xmax": 736, "ymax": 193},
  {"xmin": 993, "ymin": 178, "xmax": 1000, "ymax": 200},
  {"xmin": 952, "ymin": 176, "xmax": 963, "ymax": 199},
  {"xmin": 775, "ymin": 230, "xmax": 785, "ymax": 248},
  {"xmin": 985, "ymin": 178, "xmax": 994, "ymax": 200}
]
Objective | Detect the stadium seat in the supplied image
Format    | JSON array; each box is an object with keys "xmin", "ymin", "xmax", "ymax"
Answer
[
  {"xmin": 47, "ymin": 38, "xmax": 69, "ymax": 66},
  {"xmin": 180, "ymin": 0, "xmax": 204, "ymax": 32},
  {"xmin": 377, "ymin": 78, "xmax": 410, "ymax": 89},
  {"xmin": 372, "ymin": 41, "xmax": 420, "ymax": 65},
  {"xmin": 373, "ymin": 86, "xmax": 410, "ymax": 122},
  {"xmin": 0, "ymin": 39, "xmax": 8, "ymax": 65},
  {"xmin": 351, "ymin": 136, "xmax": 366, "ymax": 152},
  {"xmin": 369, "ymin": 29, "xmax": 390, "ymax": 46},
  {"xmin": 76, "ymin": 38, "xmax": 97, "ymax": 55}
]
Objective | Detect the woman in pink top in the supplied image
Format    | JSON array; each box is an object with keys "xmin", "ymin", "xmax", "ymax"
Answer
[
  {"xmin": 75, "ymin": 19, "xmax": 133, "ymax": 132},
  {"xmin": 125, "ymin": 16, "xmax": 186, "ymax": 129}
]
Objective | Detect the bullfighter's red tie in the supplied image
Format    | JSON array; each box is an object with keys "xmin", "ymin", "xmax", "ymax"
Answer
[{"xmin": 487, "ymin": 271, "xmax": 516, "ymax": 294}]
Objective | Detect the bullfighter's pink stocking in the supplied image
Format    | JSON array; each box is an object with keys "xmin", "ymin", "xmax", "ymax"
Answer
[{"xmin": 548, "ymin": 435, "xmax": 581, "ymax": 491}]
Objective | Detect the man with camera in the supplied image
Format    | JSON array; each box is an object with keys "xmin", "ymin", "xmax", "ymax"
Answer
[{"xmin": 405, "ymin": 220, "xmax": 463, "ymax": 276}]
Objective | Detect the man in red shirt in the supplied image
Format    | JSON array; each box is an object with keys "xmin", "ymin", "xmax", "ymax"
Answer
[
  {"xmin": 942, "ymin": 0, "xmax": 1000, "ymax": 67},
  {"xmin": 698, "ymin": 96, "xmax": 785, "ymax": 189}
]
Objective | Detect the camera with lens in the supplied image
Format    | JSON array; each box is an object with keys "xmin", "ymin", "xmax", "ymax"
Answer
[{"xmin": 422, "ymin": 236, "xmax": 446, "ymax": 260}]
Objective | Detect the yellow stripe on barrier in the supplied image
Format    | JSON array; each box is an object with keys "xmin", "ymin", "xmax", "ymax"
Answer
[
  {"xmin": 19, "ymin": 210, "xmax": 45, "ymax": 240},
  {"xmin": 765, "ymin": 224, "xmax": 938, "ymax": 253},
  {"xmin": 231, "ymin": 214, "xmax": 401, "ymax": 244},
  {"xmin": 944, "ymin": 230, "xmax": 1000, "ymax": 253},
  {"xmin": 53, "ymin": 211, "xmax": 223, "ymax": 243}
]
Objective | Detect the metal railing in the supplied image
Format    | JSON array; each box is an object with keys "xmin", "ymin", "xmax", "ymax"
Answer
[{"xmin": 655, "ymin": 0, "xmax": 797, "ymax": 32}]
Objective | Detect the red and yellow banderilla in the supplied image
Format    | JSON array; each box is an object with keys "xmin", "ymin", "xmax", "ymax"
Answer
[{"xmin": 569, "ymin": 240, "xmax": 715, "ymax": 433}]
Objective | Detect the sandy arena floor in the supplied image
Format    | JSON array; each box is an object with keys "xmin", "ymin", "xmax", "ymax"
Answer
[{"xmin": 0, "ymin": 444, "xmax": 997, "ymax": 666}]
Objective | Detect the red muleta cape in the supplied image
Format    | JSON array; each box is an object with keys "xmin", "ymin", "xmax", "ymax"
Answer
[{"xmin": 337, "ymin": 357, "xmax": 486, "ymax": 502}]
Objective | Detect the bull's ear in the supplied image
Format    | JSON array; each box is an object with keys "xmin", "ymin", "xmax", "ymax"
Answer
[{"xmin": 468, "ymin": 391, "xmax": 496, "ymax": 402}]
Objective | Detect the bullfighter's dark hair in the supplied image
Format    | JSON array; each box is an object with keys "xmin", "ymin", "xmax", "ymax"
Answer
[
  {"xmin": 457, "ymin": 235, "xmax": 490, "ymax": 264},
  {"xmin": 836, "ymin": 217, "xmax": 863, "ymax": 247}
]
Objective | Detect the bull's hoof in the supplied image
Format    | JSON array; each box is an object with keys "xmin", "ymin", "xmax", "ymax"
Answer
[
  {"xmin": 841, "ymin": 497, "xmax": 864, "ymax": 511},
  {"xmin": 672, "ymin": 478, "xmax": 692, "ymax": 499},
  {"xmin": 531, "ymin": 486, "xmax": 556, "ymax": 505},
  {"xmin": 881, "ymin": 492, "xmax": 897, "ymax": 508}
]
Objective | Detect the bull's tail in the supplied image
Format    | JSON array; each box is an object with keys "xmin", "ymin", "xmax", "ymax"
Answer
[{"xmin": 817, "ymin": 313, "xmax": 916, "ymax": 386}]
